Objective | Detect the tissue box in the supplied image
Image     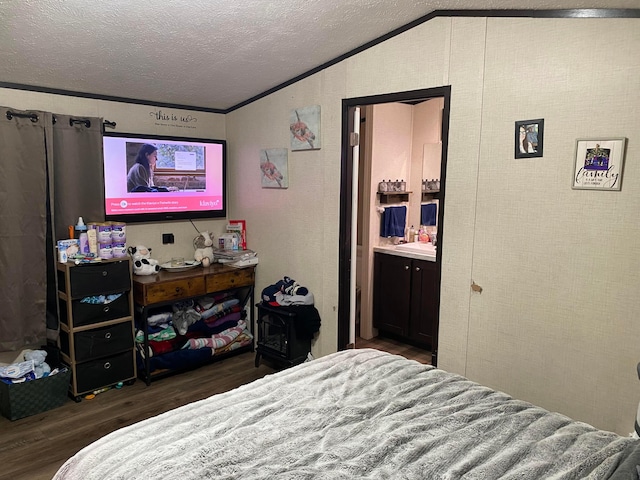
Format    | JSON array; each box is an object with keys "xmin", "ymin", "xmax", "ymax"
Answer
[{"xmin": 0, "ymin": 368, "xmax": 71, "ymax": 421}]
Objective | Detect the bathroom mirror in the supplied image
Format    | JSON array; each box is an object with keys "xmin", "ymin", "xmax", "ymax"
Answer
[{"xmin": 408, "ymin": 97, "xmax": 443, "ymax": 231}]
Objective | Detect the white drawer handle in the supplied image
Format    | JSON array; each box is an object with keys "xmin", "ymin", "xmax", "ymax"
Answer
[
  {"xmin": 104, "ymin": 362, "xmax": 111, "ymax": 369},
  {"xmin": 105, "ymin": 332, "xmax": 112, "ymax": 340}
]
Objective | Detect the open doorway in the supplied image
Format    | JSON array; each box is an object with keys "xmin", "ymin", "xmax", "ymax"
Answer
[{"xmin": 338, "ymin": 86, "xmax": 451, "ymax": 366}]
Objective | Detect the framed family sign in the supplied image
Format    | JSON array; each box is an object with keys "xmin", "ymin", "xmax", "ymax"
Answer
[{"xmin": 572, "ymin": 138, "xmax": 626, "ymax": 191}]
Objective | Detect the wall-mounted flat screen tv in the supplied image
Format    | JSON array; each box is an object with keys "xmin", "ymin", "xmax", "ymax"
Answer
[{"xmin": 103, "ymin": 132, "xmax": 226, "ymax": 223}]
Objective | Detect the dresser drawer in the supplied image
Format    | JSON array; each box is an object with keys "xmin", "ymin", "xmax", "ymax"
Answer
[
  {"xmin": 74, "ymin": 322, "xmax": 134, "ymax": 361},
  {"xmin": 60, "ymin": 260, "xmax": 131, "ymax": 298},
  {"xmin": 206, "ymin": 268, "xmax": 254, "ymax": 292},
  {"xmin": 74, "ymin": 351, "xmax": 135, "ymax": 393},
  {"xmin": 59, "ymin": 293, "xmax": 131, "ymax": 327},
  {"xmin": 141, "ymin": 277, "xmax": 205, "ymax": 304}
]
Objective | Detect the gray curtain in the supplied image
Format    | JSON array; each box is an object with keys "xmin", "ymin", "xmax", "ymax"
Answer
[
  {"xmin": 0, "ymin": 108, "xmax": 53, "ymax": 350},
  {"xmin": 0, "ymin": 107, "xmax": 105, "ymax": 351},
  {"xmin": 51, "ymin": 114, "xmax": 105, "ymax": 242}
]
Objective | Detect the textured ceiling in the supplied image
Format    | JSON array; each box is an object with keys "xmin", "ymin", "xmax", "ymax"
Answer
[{"xmin": 1, "ymin": 0, "xmax": 638, "ymax": 111}]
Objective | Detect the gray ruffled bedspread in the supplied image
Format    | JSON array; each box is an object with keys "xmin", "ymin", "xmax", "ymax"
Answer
[{"xmin": 53, "ymin": 349, "xmax": 640, "ymax": 479}]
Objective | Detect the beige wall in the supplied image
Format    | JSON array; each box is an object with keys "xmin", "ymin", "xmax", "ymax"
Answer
[
  {"xmin": 227, "ymin": 16, "xmax": 640, "ymax": 435},
  {"xmin": 3, "ymin": 14, "xmax": 639, "ymax": 435}
]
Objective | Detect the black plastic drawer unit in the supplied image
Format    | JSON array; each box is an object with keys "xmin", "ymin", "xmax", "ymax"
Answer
[
  {"xmin": 57, "ymin": 258, "xmax": 136, "ymax": 400},
  {"xmin": 59, "ymin": 292, "xmax": 130, "ymax": 327},
  {"xmin": 72, "ymin": 322, "xmax": 134, "ymax": 362},
  {"xmin": 58, "ymin": 260, "xmax": 131, "ymax": 298},
  {"xmin": 74, "ymin": 351, "xmax": 135, "ymax": 393}
]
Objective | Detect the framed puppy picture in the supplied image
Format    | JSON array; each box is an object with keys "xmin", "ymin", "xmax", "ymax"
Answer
[
  {"xmin": 572, "ymin": 138, "xmax": 626, "ymax": 191},
  {"xmin": 515, "ymin": 119, "xmax": 544, "ymax": 158}
]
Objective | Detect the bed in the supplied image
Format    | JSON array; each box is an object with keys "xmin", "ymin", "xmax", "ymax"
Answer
[{"xmin": 53, "ymin": 349, "xmax": 640, "ymax": 479}]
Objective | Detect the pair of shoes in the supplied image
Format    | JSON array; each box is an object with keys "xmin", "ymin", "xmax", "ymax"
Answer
[{"xmin": 283, "ymin": 276, "xmax": 308, "ymax": 296}]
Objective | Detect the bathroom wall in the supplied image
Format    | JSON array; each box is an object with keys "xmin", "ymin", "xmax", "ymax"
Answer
[
  {"xmin": 367, "ymin": 99, "xmax": 443, "ymax": 242},
  {"xmin": 370, "ymin": 102, "xmax": 413, "ymax": 246}
]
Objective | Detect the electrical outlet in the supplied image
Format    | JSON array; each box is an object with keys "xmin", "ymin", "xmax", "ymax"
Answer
[{"xmin": 162, "ymin": 233, "xmax": 174, "ymax": 244}]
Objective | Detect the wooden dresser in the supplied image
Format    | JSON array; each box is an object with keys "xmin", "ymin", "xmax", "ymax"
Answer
[{"xmin": 133, "ymin": 264, "xmax": 256, "ymax": 384}]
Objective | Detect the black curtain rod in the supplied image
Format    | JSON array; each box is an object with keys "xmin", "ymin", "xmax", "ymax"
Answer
[
  {"xmin": 6, "ymin": 110, "xmax": 115, "ymax": 129},
  {"xmin": 6, "ymin": 110, "xmax": 39, "ymax": 122},
  {"xmin": 69, "ymin": 117, "xmax": 91, "ymax": 128},
  {"xmin": 51, "ymin": 115, "xmax": 90, "ymax": 127}
]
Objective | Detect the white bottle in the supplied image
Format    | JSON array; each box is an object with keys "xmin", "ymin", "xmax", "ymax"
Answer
[
  {"xmin": 75, "ymin": 216, "xmax": 87, "ymax": 237},
  {"xmin": 75, "ymin": 217, "xmax": 88, "ymax": 254}
]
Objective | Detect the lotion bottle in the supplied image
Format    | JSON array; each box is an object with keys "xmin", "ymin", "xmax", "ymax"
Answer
[
  {"xmin": 407, "ymin": 225, "xmax": 415, "ymax": 243},
  {"xmin": 87, "ymin": 229, "xmax": 98, "ymax": 255},
  {"xmin": 79, "ymin": 232, "xmax": 89, "ymax": 254}
]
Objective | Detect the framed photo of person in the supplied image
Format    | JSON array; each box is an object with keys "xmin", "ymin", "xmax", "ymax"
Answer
[{"xmin": 514, "ymin": 119, "xmax": 544, "ymax": 159}]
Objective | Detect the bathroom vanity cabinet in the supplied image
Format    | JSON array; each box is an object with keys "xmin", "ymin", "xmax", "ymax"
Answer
[{"xmin": 372, "ymin": 252, "xmax": 439, "ymax": 349}]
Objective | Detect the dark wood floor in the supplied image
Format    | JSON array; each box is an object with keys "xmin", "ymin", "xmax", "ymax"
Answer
[
  {"xmin": 0, "ymin": 353, "xmax": 277, "ymax": 480},
  {"xmin": 356, "ymin": 335, "xmax": 432, "ymax": 364},
  {"xmin": 1, "ymin": 341, "xmax": 430, "ymax": 480}
]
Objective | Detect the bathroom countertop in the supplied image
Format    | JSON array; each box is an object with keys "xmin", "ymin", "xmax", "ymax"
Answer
[{"xmin": 373, "ymin": 244, "xmax": 436, "ymax": 262}]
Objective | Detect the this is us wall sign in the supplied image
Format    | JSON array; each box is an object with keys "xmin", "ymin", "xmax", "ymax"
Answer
[{"xmin": 149, "ymin": 109, "xmax": 198, "ymax": 130}]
